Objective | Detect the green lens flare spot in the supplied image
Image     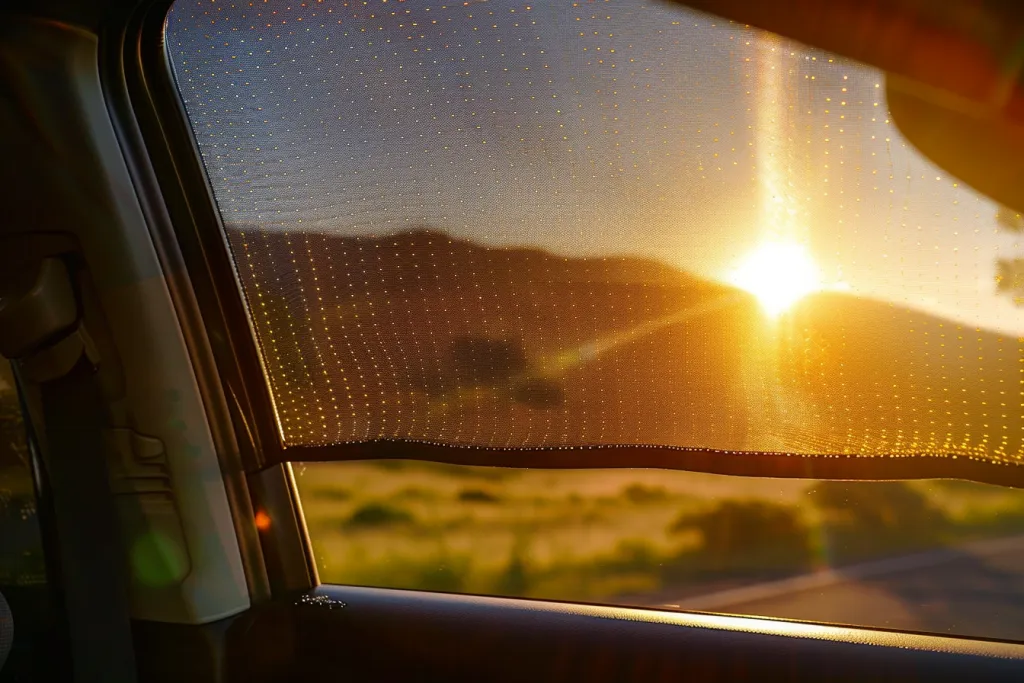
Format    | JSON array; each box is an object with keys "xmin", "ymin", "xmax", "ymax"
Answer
[{"xmin": 131, "ymin": 532, "xmax": 189, "ymax": 587}]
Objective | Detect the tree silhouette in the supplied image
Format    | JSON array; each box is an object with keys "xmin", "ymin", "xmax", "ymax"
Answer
[
  {"xmin": 447, "ymin": 336, "xmax": 565, "ymax": 409},
  {"xmin": 449, "ymin": 336, "xmax": 529, "ymax": 385}
]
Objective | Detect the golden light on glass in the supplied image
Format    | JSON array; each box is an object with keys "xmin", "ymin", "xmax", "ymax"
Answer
[{"xmin": 730, "ymin": 240, "xmax": 822, "ymax": 315}]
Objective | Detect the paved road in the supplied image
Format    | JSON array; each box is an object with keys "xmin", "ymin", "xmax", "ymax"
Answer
[{"xmin": 657, "ymin": 535, "xmax": 1024, "ymax": 642}]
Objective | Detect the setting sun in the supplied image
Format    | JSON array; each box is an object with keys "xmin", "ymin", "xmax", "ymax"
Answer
[{"xmin": 730, "ymin": 241, "xmax": 821, "ymax": 316}]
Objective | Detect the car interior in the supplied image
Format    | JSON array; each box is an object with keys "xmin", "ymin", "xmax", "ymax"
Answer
[{"xmin": 3, "ymin": 0, "xmax": 1024, "ymax": 680}]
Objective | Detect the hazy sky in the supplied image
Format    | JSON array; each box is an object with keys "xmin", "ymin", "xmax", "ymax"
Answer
[{"xmin": 168, "ymin": 0, "xmax": 1023, "ymax": 334}]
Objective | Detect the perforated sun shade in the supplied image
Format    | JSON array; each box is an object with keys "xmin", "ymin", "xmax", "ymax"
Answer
[{"xmin": 166, "ymin": 0, "xmax": 1024, "ymax": 483}]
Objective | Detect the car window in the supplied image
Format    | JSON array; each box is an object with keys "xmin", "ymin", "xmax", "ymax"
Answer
[
  {"xmin": 0, "ymin": 361, "xmax": 66, "ymax": 680},
  {"xmin": 164, "ymin": 0, "xmax": 1024, "ymax": 641},
  {"xmin": 166, "ymin": 0, "xmax": 1021, "ymax": 468}
]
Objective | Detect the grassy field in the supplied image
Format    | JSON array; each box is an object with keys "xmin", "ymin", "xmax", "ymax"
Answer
[{"xmin": 296, "ymin": 461, "xmax": 1024, "ymax": 604}]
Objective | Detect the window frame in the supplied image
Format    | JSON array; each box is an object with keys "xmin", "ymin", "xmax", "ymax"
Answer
[{"xmin": 106, "ymin": 0, "xmax": 318, "ymax": 598}]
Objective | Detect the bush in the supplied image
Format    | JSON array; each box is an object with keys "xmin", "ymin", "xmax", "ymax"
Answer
[
  {"xmin": 335, "ymin": 551, "xmax": 471, "ymax": 594},
  {"xmin": 344, "ymin": 502, "xmax": 415, "ymax": 529},
  {"xmin": 808, "ymin": 481, "xmax": 948, "ymax": 561},
  {"xmin": 598, "ymin": 539, "xmax": 661, "ymax": 573},
  {"xmin": 524, "ymin": 540, "xmax": 665, "ymax": 602},
  {"xmin": 458, "ymin": 488, "xmax": 500, "ymax": 503},
  {"xmin": 622, "ymin": 483, "xmax": 669, "ymax": 504},
  {"xmin": 669, "ymin": 500, "xmax": 812, "ymax": 574},
  {"xmin": 496, "ymin": 543, "xmax": 531, "ymax": 595}
]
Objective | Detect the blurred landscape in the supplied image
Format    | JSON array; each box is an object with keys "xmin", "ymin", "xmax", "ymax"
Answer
[{"xmin": 297, "ymin": 461, "xmax": 1024, "ymax": 617}]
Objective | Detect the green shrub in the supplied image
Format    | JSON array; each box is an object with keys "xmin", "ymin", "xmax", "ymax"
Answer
[
  {"xmin": 621, "ymin": 483, "xmax": 669, "ymax": 504},
  {"xmin": 344, "ymin": 502, "xmax": 415, "ymax": 529},
  {"xmin": 808, "ymin": 481, "xmax": 948, "ymax": 562},
  {"xmin": 496, "ymin": 543, "xmax": 531, "ymax": 595},
  {"xmin": 597, "ymin": 539, "xmax": 661, "ymax": 573},
  {"xmin": 458, "ymin": 488, "xmax": 500, "ymax": 503},
  {"xmin": 334, "ymin": 551, "xmax": 471, "ymax": 593},
  {"xmin": 669, "ymin": 500, "xmax": 812, "ymax": 574},
  {"xmin": 523, "ymin": 539, "xmax": 665, "ymax": 602}
]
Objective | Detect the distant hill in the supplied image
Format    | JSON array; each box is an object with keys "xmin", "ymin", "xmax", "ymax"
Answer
[{"xmin": 228, "ymin": 227, "xmax": 1022, "ymax": 462}]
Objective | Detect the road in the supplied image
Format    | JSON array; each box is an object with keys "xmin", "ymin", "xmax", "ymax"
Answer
[{"xmin": 656, "ymin": 535, "xmax": 1024, "ymax": 642}]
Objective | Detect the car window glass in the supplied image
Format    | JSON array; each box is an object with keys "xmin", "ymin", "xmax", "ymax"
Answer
[
  {"xmin": 163, "ymin": 0, "xmax": 1024, "ymax": 642},
  {"xmin": 165, "ymin": 0, "xmax": 1022, "ymax": 469},
  {"xmin": 0, "ymin": 361, "xmax": 66, "ymax": 680},
  {"xmin": 296, "ymin": 461, "xmax": 1024, "ymax": 641}
]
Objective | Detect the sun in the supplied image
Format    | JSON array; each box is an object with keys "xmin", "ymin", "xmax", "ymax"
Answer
[{"xmin": 730, "ymin": 240, "xmax": 821, "ymax": 316}]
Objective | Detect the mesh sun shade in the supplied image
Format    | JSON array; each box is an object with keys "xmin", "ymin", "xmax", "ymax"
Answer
[{"xmin": 167, "ymin": 0, "xmax": 1024, "ymax": 480}]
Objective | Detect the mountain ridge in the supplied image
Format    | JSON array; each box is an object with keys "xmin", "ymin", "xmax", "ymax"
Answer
[{"xmin": 225, "ymin": 226, "xmax": 1022, "ymax": 463}]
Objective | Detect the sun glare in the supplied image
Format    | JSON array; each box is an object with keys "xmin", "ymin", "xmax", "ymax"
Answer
[{"xmin": 730, "ymin": 241, "xmax": 822, "ymax": 316}]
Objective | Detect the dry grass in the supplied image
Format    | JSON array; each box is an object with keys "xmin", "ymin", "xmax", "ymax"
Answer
[{"xmin": 296, "ymin": 461, "xmax": 1024, "ymax": 602}]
